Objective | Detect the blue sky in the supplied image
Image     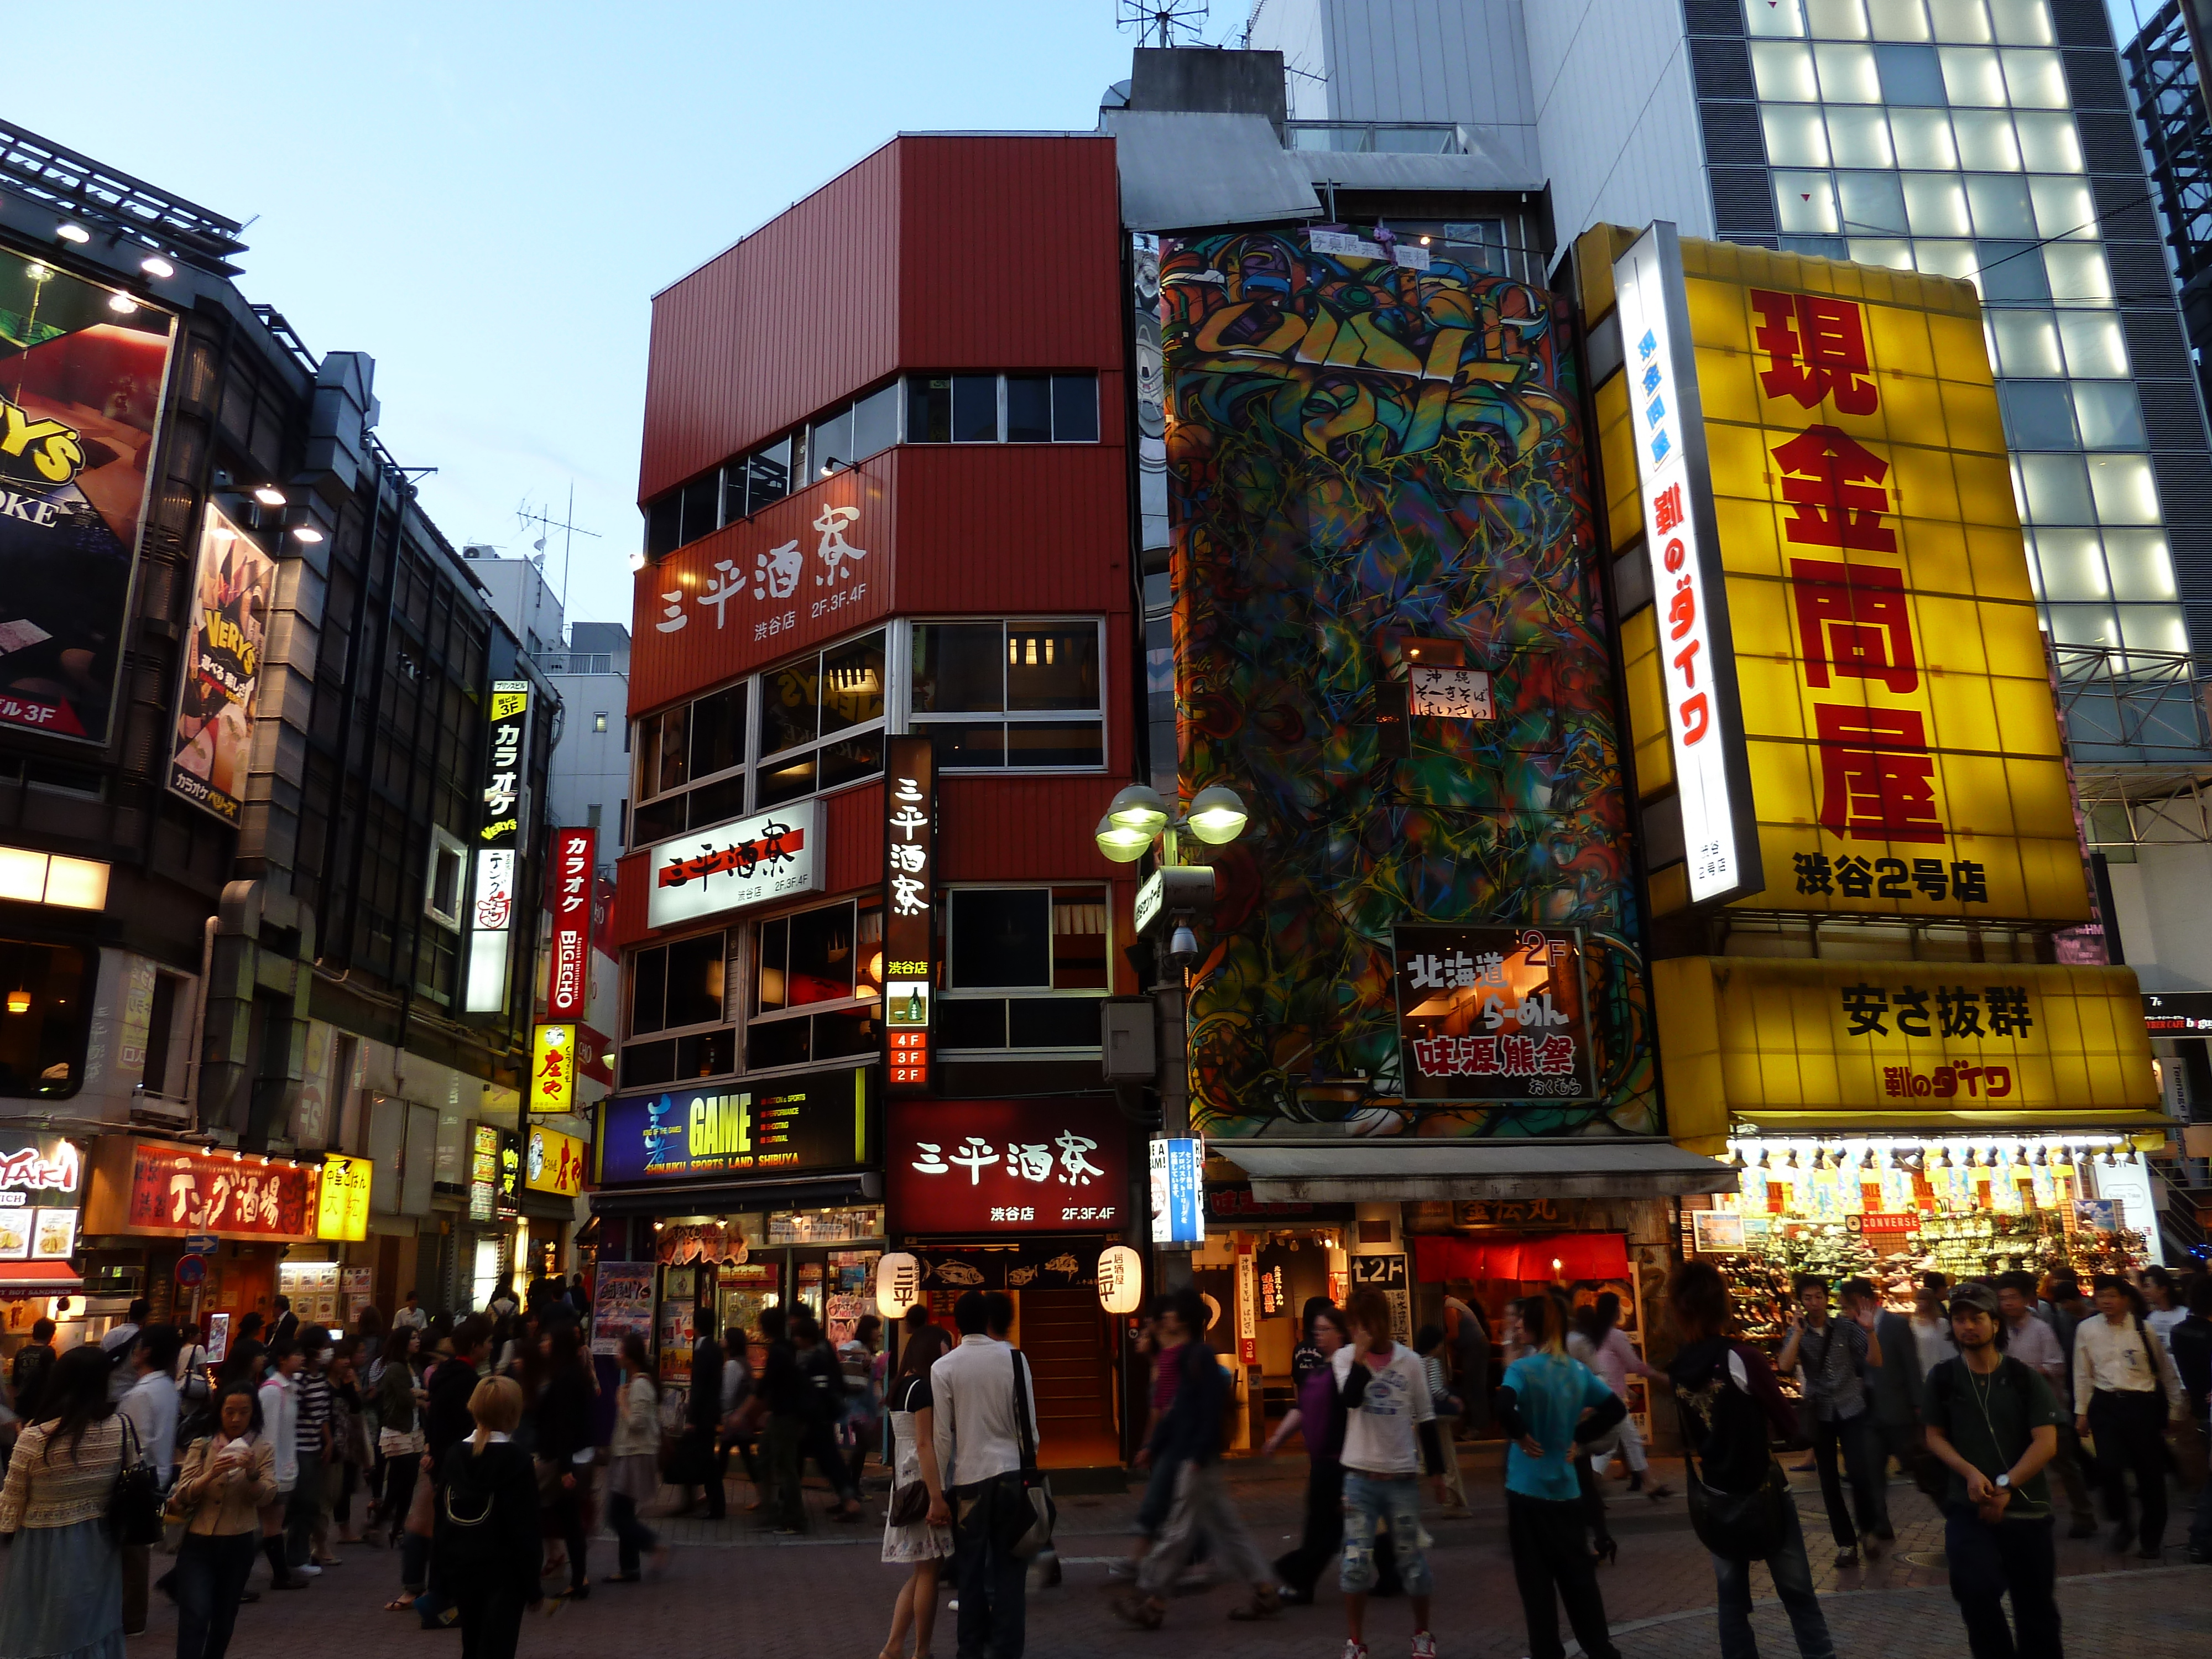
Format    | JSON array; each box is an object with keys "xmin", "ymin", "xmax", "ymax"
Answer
[{"xmin": 7, "ymin": 2, "xmax": 1167, "ymax": 628}]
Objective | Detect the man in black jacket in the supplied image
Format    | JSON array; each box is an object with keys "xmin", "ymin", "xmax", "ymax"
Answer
[
  {"xmin": 680, "ymin": 1310, "xmax": 727, "ymax": 1519},
  {"xmin": 8, "ymin": 1317, "xmax": 56, "ymax": 1424},
  {"xmin": 758, "ymin": 1308, "xmax": 807, "ymax": 1534},
  {"xmin": 413, "ymin": 1315, "xmax": 492, "ymax": 1626}
]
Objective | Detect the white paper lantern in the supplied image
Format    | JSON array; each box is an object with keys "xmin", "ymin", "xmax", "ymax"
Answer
[
  {"xmin": 876, "ymin": 1251, "xmax": 923, "ymax": 1318},
  {"xmin": 1097, "ymin": 1244, "xmax": 1143, "ymax": 1315}
]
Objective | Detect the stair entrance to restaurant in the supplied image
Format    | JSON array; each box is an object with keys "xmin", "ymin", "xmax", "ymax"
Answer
[{"xmin": 1016, "ymin": 1286, "xmax": 1119, "ymax": 1469}]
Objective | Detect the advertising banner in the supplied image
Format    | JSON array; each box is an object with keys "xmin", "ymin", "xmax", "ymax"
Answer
[
  {"xmin": 598, "ymin": 1063, "xmax": 870, "ymax": 1186},
  {"xmin": 315, "ymin": 1154, "xmax": 371, "ymax": 1241},
  {"xmin": 525, "ymin": 1123, "xmax": 586, "ymax": 1197},
  {"xmin": 165, "ymin": 506, "xmax": 278, "ymax": 824},
  {"xmin": 883, "ymin": 736, "xmax": 935, "ymax": 1093},
  {"xmin": 588, "ymin": 1261, "xmax": 655, "ymax": 1357},
  {"xmin": 886, "ymin": 1098, "xmax": 1125, "ymax": 1233},
  {"xmin": 546, "ymin": 827, "xmax": 596, "ymax": 1019},
  {"xmin": 1593, "ymin": 230, "xmax": 2087, "ymax": 925},
  {"xmin": 0, "ymin": 1133, "xmax": 83, "ymax": 1262},
  {"xmin": 530, "ymin": 1023, "xmax": 575, "ymax": 1114},
  {"xmin": 1655, "ymin": 957, "xmax": 2159, "ymax": 1127},
  {"xmin": 1392, "ymin": 924, "xmax": 1597, "ymax": 1103},
  {"xmin": 645, "ymin": 798, "xmax": 821, "ymax": 928},
  {"xmin": 93, "ymin": 1139, "xmax": 319, "ymax": 1240},
  {"xmin": 0, "ymin": 247, "xmax": 175, "ymax": 745}
]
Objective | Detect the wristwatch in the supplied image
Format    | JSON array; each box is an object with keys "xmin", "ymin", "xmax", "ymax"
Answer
[{"xmin": 1993, "ymin": 1473, "xmax": 2011, "ymax": 1490}]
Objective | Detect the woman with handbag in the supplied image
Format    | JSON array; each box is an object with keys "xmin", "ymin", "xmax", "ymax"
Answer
[
  {"xmin": 167, "ymin": 1384, "xmax": 277, "ymax": 1659},
  {"xmin": 376, "ymin": 1328, "xmax": 429, "ymax": 1609},
  {"xmin": 1664, "ymin": 1260, "xmax": 1835, "ymax": 1659},
  {"xmin": 877, "ymin": 1323, "xmax": 954, "ymax": 1659},
  {"xmin": 432, "ymin": 1376, "xmax": 541, "ymax": 1659},
  {"xmin": 605, "ymin": 1334, "xmax": 664, "ymax": 1582},
  {"xmin": 0, "ymin": 1344, "xmax": 132, "ymax": 1659}
]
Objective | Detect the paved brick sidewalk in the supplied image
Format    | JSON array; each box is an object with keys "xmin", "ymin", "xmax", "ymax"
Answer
[{"xmin": 107, "ymin": 1453, "xmax": 2209, "ymax": 1659}]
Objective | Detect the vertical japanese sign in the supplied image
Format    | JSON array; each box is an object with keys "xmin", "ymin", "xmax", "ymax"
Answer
[
  {"xmin": 546, "ymin": 827, "xmax": 596, "ymax": 1019},
  {"xmin": 1149, "ymin": 1136, "xmax": 1204, "ymax": 1246},
  {"xmin": 1612, "ymin": 223, "xmax": 1760, "ymax": 906},
  {"xmin": 883, "ymin": 735, "xmax": 935, "ymax": 1095},
  {"xmin": 165, "ymin": 505, "xmax": 278, "ymax": 825},
  {"xmin": 468, "ymin": 1123, "xmax": 498, "ymax": 1221},
  {"xmin": 466, "ymin": 680, "xmax": 531, "ymax": 1014},
  {"xmin": 530, "ymin": 1022, "xmax": 575, "ymax": 1115}
]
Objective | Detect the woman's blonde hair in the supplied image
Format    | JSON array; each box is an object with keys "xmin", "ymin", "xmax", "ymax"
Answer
[{"xmin": 467, "ymin": 1374, "xmax": 524, "ymax": 1453}]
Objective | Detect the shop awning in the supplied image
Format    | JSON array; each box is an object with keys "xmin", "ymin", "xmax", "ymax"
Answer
[
  {"xmin": 1413, "ymin": 1233, "xmax": 1629, "ymax": 1282},
  {"xmin": 0, "ymin": 1261, "xmax": 84, "ymax": 1294},
  {"xmin": 1217, "ymin": 1140, "xmax": 1738, "ymax": 1204}
]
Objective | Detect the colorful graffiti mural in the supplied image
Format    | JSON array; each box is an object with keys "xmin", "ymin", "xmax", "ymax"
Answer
[{"xmin": 1162, "ymin": 228, "xmax": 1655, "ymax": 1140}]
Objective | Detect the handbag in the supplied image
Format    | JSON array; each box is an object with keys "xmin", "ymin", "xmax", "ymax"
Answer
[
  {"xmin": 1674, "ymin": 1367, "xmax": 1790, "ymax": 1561},
  {"xmin": 107, "ymin": 1416, "xmax": 166, "ymax": 1547},
  {"xmin": 404, "ymin": 1461, "xmax": 437, "ymax": 1538},
  {"xmin": 886, "ymin": 1379, "xmax": 932, "ymax": 1526},
  {"xmin": 999, "ymin": 1350, "xmax": 1056, "ymax": 1561}
]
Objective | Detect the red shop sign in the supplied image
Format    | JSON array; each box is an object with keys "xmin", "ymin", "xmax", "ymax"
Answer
[
  {"xmin": 888, "ymin": 1099, "xmax": 1129, "ymax": 1235},
  {"xmin": 120, "ymin": 1142, "xmax": 318, "ymax": 1240},
  {"xmin": 1854, "ymin": 1211, "xmax": 1922, "ymax": 1236}
]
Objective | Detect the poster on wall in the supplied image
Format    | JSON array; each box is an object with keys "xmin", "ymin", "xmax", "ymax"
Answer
[
  {"xmin": 0, "ymin": 246, "xmax": 176, "ymax": 746},
  {"xmin": 588, "ymin": 1261, "xmax": 654, "ymax": 1357},
  {"xmin": 165, "ymin": 505, "xmax": 278, "ymax": 824},
  {"xmin": 1392, "ymin": 924, "xmax": 1597, "ymax": 1104}
]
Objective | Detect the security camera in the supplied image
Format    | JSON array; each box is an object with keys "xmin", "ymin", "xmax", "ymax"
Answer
[{"xmin": 1168, "ymin": 923, "xmax": 1198, "ymax": 966}]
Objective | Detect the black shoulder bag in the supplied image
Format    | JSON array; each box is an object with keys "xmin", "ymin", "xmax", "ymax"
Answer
[
  {"xmin": 995, "ymin": 1351, "xmax": 1056, "ymax": 1561},
  {"xmin": 888, "ymin": 1377, "xmax": 931, "ymax": 1527},
  {"xmin": 1675, "ymin": 1348, "xmax": 1792, "ymax": 1562},
  {"xmin": 108, "ymin": 1415, "xmax": 166, "ymax": 1547}
]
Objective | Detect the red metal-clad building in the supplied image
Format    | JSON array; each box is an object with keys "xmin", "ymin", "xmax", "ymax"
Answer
[{"xmin": 598, "ymin": 134, "xmax": 1135, "ymax": 1464}]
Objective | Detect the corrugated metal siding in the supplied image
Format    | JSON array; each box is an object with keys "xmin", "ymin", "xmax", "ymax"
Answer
[
  {"xmin": 639, "ymin": 144, "xmax": 903, "ymax": 503},
  {"xmin": 889, "ymin": 443, "xmax": 1130, "ymax": 616},
  {"xmin": 896, "ymin": 137, "xmax": 1123, "ymax": 373}
]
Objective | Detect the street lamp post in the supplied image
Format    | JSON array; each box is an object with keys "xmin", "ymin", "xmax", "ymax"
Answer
[{"xmin": 1092, "ymin": 782, "xmax": 1249, "ymax": 1142}]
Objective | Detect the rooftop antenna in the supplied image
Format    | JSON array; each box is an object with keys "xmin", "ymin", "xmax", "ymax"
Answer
[
  {"xmin": 1117, "ymin": 0, "xmax": 1211, "ymax": 48},
  {"xmin": 515, "ymin": 487, "xmax": 601, "ymax": 638}
]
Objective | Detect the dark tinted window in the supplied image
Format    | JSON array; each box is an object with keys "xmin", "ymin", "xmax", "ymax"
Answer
[
  {"xmin": 1976, "ymin": 243, "xmax": 2051, "ymax": 304},
  {"xmin": 1052, "ymin": 374, "xmax": 1099, "ymax": 442},
  {"xmin": 721, "ymin": 465, "xmax": 749, "ymax": 528},
  {"xmin": 746, "ymin": 438, "xmax": 791, "ymax": 513},
  {"xmin": 749, "ymin": 1017, "xmax": 810, "ymax": 1070},
  {"xmin": 787, "ymin": 904, "xmax": 856, "ymax": 1006},
  {"xmin": 1006, "ymin": 722, "xmax": 1105, "ymax": 768},
  {"xmin": 811, "ymin": 405, "xmax": 854, "ymax": 476},
  {"xmin": 907, "ymin": 377, "xmax": 952, "ymax": 443},
  {"xmin": 631, "ymin": 795, "xmax": 684, "ymax": 846},
  {"xmin": 755, "ymin": 916, "xmax": 789, "ymax": 1012},
  {"xmin": 680, "ymin": 473, "xmax": 719, "ymax": 544},
  {"xmin": 942, "ymin": 999, "xmax": 1007, "ymax": 1048},
  {"xmin": 664, "ymin": 932, "xmax": 727, "ymax": 1028},
  {"xmin": 755, "ymin": 750, "xmax": 817, "ymax": 808},
  {"xmin": 1010, "ymin": 998, "xmax": 1102, "ymax": 1047},
  {"xmin": 2000, "ymin": 382, "xmax": 2077, "ymax": 449},
  {"xmin": 952, "ymin": 375, "xmax": 999, "ymax": 442},
  {"xmin": 950, "ymin": 889, "xmax": 1052, "ymax": 989},
  {"xmin": 820, "ymin": 632, "xmax": 885, "ymax": 735},
  {"xmin": 818, "ymin": 732, "xmax": 883, "ymax": 791},
  {"xmin": 926, "ymin": 722, "xmax": 1004, "ymax": 767},
  {"xmin": 852, "ymin": 383, "xmax": 899, "ymax": 458},
  {"xmin": 760, "ymin": 656, "xmax": 821, "ymax": 757},
  {"xmin": 691, "ymin": 684, "xmax": 746, "ymax": 778},
  {"xmin": 630, "ymin": 948, "xmax": 669, "ymax": 1035},
  {"xmin": 687, "ymin": 773, "xmax": 746, "ymax": 830},
  {"xmin": 1875, "ymin": 44, "xmax": 1945, "ymax": 105},
  {"xmin": 645, "ymin": 497, "xmax": 681, "ymax": 559},
  {"xmin": 1007, "ymin": 625, "xmax": 1099, "ymax": 711},
  {"xmin": 912, "ymin": 623, "xmax": 1005, "ymax": 712},
  {"xmin": 1005, "ymin": 375, "xmax": 1052, "ymax": 443}
]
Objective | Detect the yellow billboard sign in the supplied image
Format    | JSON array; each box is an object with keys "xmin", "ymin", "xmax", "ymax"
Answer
[
  {"xmin": 525, "ymin": 1124, "xmax": 586, "ymax": 1198},
  {"xmin": 1656, "ymin": 957, "xmax": 2159, "ymax": 1141},
  {"xmin": 530, "ymin": 1022, "xmax": 576, "ymax": 1115},
  {"xmin": 1590, "ymin": 232, "xmax": 2089, "ymax": 925},
  {"xmin": 315, "ymin": 1154, "xmax": 371, "ymax": 1242}
]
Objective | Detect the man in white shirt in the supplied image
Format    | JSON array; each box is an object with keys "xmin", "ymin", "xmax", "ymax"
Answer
[
  {"xmin": 930, "ymin": 1290, "xmax": 1040, "ymax": 1659},
  {"xmin": 1333, "ymin": 1287, "xmax": 1447, "ymax": 1659},
  {"xmin": 118, "ymin": 1324, "xmax": 182, "ymax": 1635},
  {"xmin": 2072, "ymin": 1274, "xmax": 2187, "ymax": 1558},
  {"xmin": 1997, "ymin": 1271, "xmax": 2096, "ymax": 1537},
  {"xmin": 390, "ymin": 1290, "xmax": 429, "ymax": 1332}
]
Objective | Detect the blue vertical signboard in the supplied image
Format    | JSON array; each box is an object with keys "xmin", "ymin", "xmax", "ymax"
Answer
[{"xmin": 1148, "ymin": 1136, "xmax": 1204, "ymax": 1246}]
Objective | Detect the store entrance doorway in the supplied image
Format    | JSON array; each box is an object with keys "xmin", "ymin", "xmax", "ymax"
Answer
[{"xmin": 1019, "ymin": 1287, "xmax": 1118, "ymax": 1469}]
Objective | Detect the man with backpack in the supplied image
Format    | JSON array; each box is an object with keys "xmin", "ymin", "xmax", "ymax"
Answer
[
  {"xmin": 1666, "ymin": 1261, "xmax": 1835, "ymax": 1659},
  {"xmin": 1922, "ymin": 1282, "xmax": 2062, "ymax": 1659}
]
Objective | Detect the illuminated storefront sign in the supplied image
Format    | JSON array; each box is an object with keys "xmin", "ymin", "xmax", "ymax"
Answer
[
  {"xmin": 315, "ymin": 1154, "xmax": 371, "ymax": 1241},
  {"xmin": 1596, "ymin": 229, "xmax": 2086, "ymax": 925},
  {"xmin": 886, "ymin": 1098, "xmax": 1124, "ymax": 1232},
  {"xmin": 1655, "ymin": 958, "xmax": 2160, "ymax": 1134},
  {"xmin": 90, "ymin": 1139, "xmax": 319, "ymax": 1240},
  {"xmin": 1613, "ymin": 222, "xmax": 1759, "ymax": 905},
  {"xmin": 883, "ymin": 735, "xmax": 935, "ymax": 1095},
  {"xmin": 469, "ymin": 1123, "xmax": 499, "ymax": 1222},
  {"xmin": 165, "ymin": 506, "xmax": 280, "ymax": 825},
  {"xmin": 465, "ymin": 681, "xmax": 531, "ymax": 1014},
  {"xmin": 530, "ymin": 1023, "xmax": 576, "ymax": 1115},
  {"xmin": 598, "ymin": 1064, "xmax": 872, "ymax": 1186},
  {"xmin": 645, "ymin": 798, "xmax": 822, "ymax": 928},
  {"xmin": 0, "ymin": 1133, "xmax": 84, "ymax": 1262},
  {"xmin": 526, "ymin": 1124, "xmax": 586, "ymax": 1198},
  {"xmin": 547, "ymin": 827, "xmax": 596, "ymax": 1019},
  {"xmin": 1149, "ymin": 1136, "xmax": 1204, "ymax": 1246},
  {"xmin": 1392, "ymin": 924, "xmax": 1596, "ymax": 1102}
]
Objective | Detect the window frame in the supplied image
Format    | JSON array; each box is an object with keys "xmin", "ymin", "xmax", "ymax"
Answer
[
  {"xmin": 937, "ymin": 882, "xmax": 1113, "ymax": 1056},
  {"xmin": 620, "ymin": 927, "xmax": 740, "ymax": 1091},
  {"xmin": 422, "ymin": 825, "xmax": 467, "ymax": 934},
  {"xmin": 905, "ymin": 617, "xmax": 1109, "ymax": 774},
  {"xmin": 743, "ymin": 898, "xmax": 885, "ymax": 1079}
]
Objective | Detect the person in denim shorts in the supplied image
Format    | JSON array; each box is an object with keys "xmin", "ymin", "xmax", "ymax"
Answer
[{"xmin": 1332, "ymin": 1287, "xmax": 1448, "ymax": 1659}]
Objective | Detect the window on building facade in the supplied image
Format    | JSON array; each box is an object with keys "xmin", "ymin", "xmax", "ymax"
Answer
[
  {"xmin": 424, "ymin": 827, "xmax": 466, "ymax": 932},
  {"xmin": 644, "ymin": 373, "xmax": 1101, "ymax": 560},
  {"xmin": 757, "ymin": 630, "xmax": 886, "ymax": 808},
  {"xmin": 632, "ymin": 680, "xmax": 748, "ymax": 847},
  {"xmin": 938, "ymin": 885, "xmax": 1109, "ymax": 1052},
  {"xmin": 909, "ymin": 619, "xmax": 1105, "ymax": 769},
  {"xmin": 623, "ymin": 929, "xmax": 735, "ymax": 1089},
  {"xmin": 748, "ymin": 900, "xmax": 883, "ymax": 1072}
]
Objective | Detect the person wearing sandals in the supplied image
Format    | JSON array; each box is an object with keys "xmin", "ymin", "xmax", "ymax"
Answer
[
  {"xmin": 878, "ymin": 1324, "xmax": 955, "ymax": 1659},
  {"xmin": 604, "ymin": 1334, "xmax": 665, "ymax": 1582},
  {"xmin": 168, "ymin": 1384, "xmax": 278, "ymax": 1659},
  {"xmin": 0, "ymin": 1344, "xmax": 132, "ymax": 1659},
  {"xmin": 1112, "ymin": 1287, "xmax": 1281, "ymax": 1630}
]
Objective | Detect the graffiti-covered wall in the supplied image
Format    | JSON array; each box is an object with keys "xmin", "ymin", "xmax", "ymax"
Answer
[{"xmin": 1162, "ymin": 228, "xmax": 1655, "ymax": 1140}]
